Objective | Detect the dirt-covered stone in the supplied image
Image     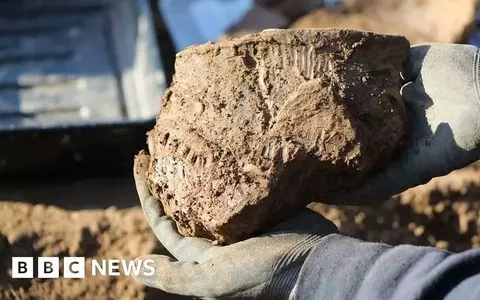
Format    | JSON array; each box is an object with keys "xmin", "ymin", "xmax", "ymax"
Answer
[
  {"xmin": 292, "ymin": 0, "xmax": 478, "ymax": 44},
  {"xmin": 145, "ymin": 28, "xmax": 409, "ymax": 244}
]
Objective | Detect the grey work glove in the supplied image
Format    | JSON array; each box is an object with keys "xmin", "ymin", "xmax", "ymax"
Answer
[
  {"xmin": 133, "ymin": 152, "xmax": 338, "ymax": 299},
  {"xmin": 327, "ymin": 44, "xmax": 480, "ymax": 205}
]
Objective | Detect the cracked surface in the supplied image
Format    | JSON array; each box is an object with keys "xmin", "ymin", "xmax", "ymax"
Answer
[{"xmin": 145, "ymin": 29, "xmax": 409, "ymax": 244}]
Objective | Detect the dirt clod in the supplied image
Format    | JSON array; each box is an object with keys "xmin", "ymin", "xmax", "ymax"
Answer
[{"xmin": 146, "ymin": 28, "xmax": 409, "ymax": 244}]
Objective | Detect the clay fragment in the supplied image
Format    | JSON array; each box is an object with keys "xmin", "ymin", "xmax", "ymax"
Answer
[{"xmin": 145, "ymin": 28, "xmax": 409, "ymax": 244}]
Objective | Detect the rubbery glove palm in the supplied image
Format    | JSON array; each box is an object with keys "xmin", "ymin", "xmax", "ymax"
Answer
[
  {"xmin": 327, "ymin": 44, "xmax": 480, "ymax": 205},
  {"xmin": 133, "ymin": 152, "xmax": 338, "ymax": 299}
]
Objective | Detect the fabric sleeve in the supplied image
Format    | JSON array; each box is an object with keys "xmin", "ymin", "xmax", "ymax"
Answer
[{"xmin": 292, "ymin": 234, "xmax": 480, "ymax": 300}]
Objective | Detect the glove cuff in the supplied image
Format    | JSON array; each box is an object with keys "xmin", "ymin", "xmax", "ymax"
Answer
[{"xmin": 260, "ymin": 234, "xmax": 324, "ymax": 299}]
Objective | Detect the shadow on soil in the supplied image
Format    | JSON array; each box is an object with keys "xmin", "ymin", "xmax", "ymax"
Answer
[{"xmin": 0, "ymin": 176, "xmax": 139, "ymax": 210}]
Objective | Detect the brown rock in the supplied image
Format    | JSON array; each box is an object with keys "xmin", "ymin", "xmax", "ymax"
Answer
[
  {"xmin": 145, "ymin": 29, "xmax": 408, "ymax": 244},
  {"xmin": 291, "ymin": 0, "xmax": 478, "ymax": 44}
]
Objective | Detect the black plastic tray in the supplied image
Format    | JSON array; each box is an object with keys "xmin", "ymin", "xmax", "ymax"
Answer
[{"xmin": 0, "ymin": 0, "xmax": 167, "ymax": 179}]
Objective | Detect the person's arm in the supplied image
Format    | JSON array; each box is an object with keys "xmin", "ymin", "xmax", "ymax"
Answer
[
  {"xmin": 290, "ymin": 42, "xmax": 480, "ymax": 300},
  {"xmin": 134, "ymin": 152, "xmax": 480, "ymax": 299},
  {"xmin": 134, "ymin": 152, "xmax": 480, "ymax": 300},
  {"xmin": 132, "ymin": 44, "xmax": 480, "ymax": 299},
  {"xmin": 294, "ymin": 234, "xmax": 480, "ymax": 300}
]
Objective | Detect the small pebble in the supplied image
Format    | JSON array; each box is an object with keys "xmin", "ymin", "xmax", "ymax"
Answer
[
  {"xmin": 436, "ymin": 240, "xmax": 449, "ymax": 250},
  {"xmin": 354, "ymin": 212, "xmax": 366, "ymax": 225}
]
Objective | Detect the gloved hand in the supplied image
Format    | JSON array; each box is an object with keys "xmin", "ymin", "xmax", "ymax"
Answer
[
  {"xmin": 133, "ymin": 152, "xmax": 338, "ymax": 299},
  {"xmin": 327, "ymin": 44, "xmax": 480, "ymax": 205}
]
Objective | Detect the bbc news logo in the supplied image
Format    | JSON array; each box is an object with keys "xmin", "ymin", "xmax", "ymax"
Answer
[{"xmin": 12, "ymin": 257, "xmax": 155, "ymax": 278}]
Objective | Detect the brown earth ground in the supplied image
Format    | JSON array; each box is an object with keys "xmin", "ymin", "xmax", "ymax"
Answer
[
  {"xmin": 0, "ymin": 178, "xmax": 188, "ymax": 300},
  {"xmin": 1, "ymin": 162, "xmax": 480, "ymax": 299}
]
